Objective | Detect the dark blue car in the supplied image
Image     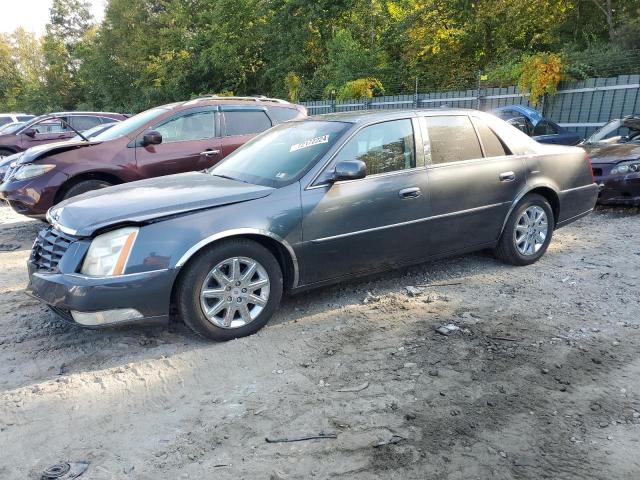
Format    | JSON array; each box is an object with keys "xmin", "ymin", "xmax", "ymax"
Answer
[{"xmin": 492, "ymin": 105, "xmax": 583, "ymax": 146}]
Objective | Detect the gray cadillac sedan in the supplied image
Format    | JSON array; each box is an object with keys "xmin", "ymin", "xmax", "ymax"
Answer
[{"xmin": 29, "ymin": 109, "xmax": 598, "ymax": 340}]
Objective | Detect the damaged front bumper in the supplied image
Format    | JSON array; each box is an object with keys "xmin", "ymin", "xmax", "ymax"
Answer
[
  {"xmin": 594, "ymin": 166, "xmax": 640, "ymax": 206},
  {"xmin": 26, "ymin": 264, "xmax": 178, "ymax": 327}
]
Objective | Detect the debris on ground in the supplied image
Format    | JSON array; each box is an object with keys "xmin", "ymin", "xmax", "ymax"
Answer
[
  {"xmin": 265, "ymin": 433, "xmax": 337, "ymax": 443},
  {"xmin": 335, "ymin": 381, "xmax": 369, "ymax": 392},
  {"xmin": 405, "ymin": 286, "xmax": 423, "ymax": 297},
  {"xmin": 436, "ymin": 323, "xmax": 461, "ymax": 336},
  {"xmin": 41, "ymin": 461, "xmax": 89, "ymax": 480}
]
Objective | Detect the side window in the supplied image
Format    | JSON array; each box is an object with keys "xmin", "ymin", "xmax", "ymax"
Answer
[
  {"xmin": 99, "ymin": 117, "xmax": 117, "ymax": 124},
  {"xmin": 154, "ymin": 110, "xmax": 215, "ymax": 143},
  {"xmin": 71, "ymin": 116, "xmax": 102, "ymax": 131},
  {"xmin": 0, "ymin": 117, "xmax": 12, "ymax": 126},
  {"xmin": 33, "ymin": 119, "xmax": 72, "ymax": 134},
  {"xmin": 224, "ymin": 110, "xmax": 272, "ymax": 136},
  {"xmin": 333, "ymin": 119, "xmax": 416, "ymax": 176},
  {"xmin": 472, "ymin": 119, "xmax": 509, "ymax": 157},
  {"xmin": 269, "ymin": 107, "xmax": 303, "ymax": 123},
  {"xmin": 423, "ymin": 116, "xmax": 482, "ymax": 164},
  {"xmin": 533, "ymin": 120, "xmax": 558, "ymax": 136}
]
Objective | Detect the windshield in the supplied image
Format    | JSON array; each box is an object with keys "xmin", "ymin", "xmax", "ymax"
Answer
[
  {"xmin": 586, "ymin": 119, "xmax": 623, "ymax": 144},
  {"xmin": 92, "ymin": 107, "xmax": 169, "ymax": 141},
  {"xmin": 209, "ymin": 120, "xmax": 351, "ymax": 187},
  {"xmin": 0, "ymin": 122, "xmax": 24, "ymax": 134},
  {"xmin": 71, "ymin": 123, "xmax": 116, "ymax": 141}
]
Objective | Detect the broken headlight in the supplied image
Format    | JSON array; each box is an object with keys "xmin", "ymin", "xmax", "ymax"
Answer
[{"xmin": 610, "ymin": 160, "xmax": 640, "ymax": 175}]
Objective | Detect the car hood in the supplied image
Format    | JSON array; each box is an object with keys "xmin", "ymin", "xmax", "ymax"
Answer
[
  {"xmin": 582, "ymin": 143, "xmax": 640, "ymax": 164},
  {"xmin": 17, "ymin": 139, "xmax": 100, "ymax": 164},
  {"xmin": 49, "ymin": 172, "xmax": 275, "ymax": 236}
]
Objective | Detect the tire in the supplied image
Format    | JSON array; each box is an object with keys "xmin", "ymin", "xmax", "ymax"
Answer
[
  {"xmin": 62, "ymin": 179, "xmax": 113, "ymax": 201},
  {"xmin": 494, "ymin": 193, "xmax": 554, "ymax": 266},
  {"xmin": 177, "ymin": 239, "xmax": 283, "ymax": 341}
]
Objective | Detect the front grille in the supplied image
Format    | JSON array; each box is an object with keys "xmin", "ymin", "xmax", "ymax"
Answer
[{"xmin": 31, "ymin": 226, "xmax": 76, "ymax": 272}]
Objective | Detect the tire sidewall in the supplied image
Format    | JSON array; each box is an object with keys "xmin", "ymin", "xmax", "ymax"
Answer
[
  {"xmin": 504, "ymin": 194, "xmax": 554, "ymax": 265},
  {"xmin": 63, "ymin": 180, "xmax": 112, "ymax": 201},
  {"xmin": 178, "ymin": 240, "xmax": 283, "ymax": 341}
]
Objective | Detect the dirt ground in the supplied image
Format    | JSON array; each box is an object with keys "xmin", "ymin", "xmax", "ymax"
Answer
[{"xmin": 0, "ymin": 204, "xmax": 639, "ymax": 480}]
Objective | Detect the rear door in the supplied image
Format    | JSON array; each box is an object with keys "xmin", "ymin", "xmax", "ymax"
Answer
[
  {"xmin": 301, "ymin": 117, "xmax": 431, "ymax": 284},
  {"xmin": 423, "ymin": 114, "xmax": 527, "ymax": 254},
  {"xmin": 220, "ymin": 107, "xmax": 273, "ymax": 156},
  {"xmin": 135, "ymin": 106, "xmax": 222, "ymax": 178}
]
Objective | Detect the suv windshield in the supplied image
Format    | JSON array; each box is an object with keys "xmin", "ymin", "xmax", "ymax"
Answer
[
  {"xmin": 93, "ymin": 107, "xmax": 169, "ymax": 141},
  {"xmin": 209, "ymin": 120, "xmax": 351, "ymax": 187}
]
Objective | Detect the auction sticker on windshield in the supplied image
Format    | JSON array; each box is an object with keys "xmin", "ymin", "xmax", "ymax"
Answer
[{"xmin": 290, "ymin": 135, "xmax": 330, "ymax": 152}]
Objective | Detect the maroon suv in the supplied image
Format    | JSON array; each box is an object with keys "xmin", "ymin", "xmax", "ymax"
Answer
[
  {"xmin": 0, "ymin": 112, "xmax": 128, "ymax": 157},
  {"xmin": 0, "ymin": 97, "xmax": 306, "ymax": 218}
]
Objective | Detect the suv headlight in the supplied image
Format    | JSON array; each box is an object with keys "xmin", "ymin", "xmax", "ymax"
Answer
[
  {"xmin": 81, "ymin": 227, "xmax": 139, "ymax": 276},
  {"xmin": 611, "ymin": 160, "xmax": 640, "ymax": 175},
  {"xmin": 13, "ymin": 164, "xmax": 55, "ymax": 181}
]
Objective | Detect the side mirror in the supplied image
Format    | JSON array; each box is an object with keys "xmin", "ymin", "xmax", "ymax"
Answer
[
  {"xmin": 23, "ymin": 128, "xmax": 36, "ymax": 138},
  {"xmin": 333, "ymin": 160, "xmax": 367, "ymax": 182},
  {"xmin": 142, "ymin": 130, "xmax": 162, "ymax": 146}
]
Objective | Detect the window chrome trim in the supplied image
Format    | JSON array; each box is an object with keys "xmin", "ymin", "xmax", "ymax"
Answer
[
  {"xmin": 175, "ymin": 228, "xmax": 299, "ymax": 288},
  {"xmin": 311, "ymin": 202, "xmax": 507, "ymax": 244}
]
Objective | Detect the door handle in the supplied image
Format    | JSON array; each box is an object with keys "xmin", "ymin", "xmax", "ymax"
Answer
[
  {"xmin": 399, "ymin": 187, "xmax": 421, "ymax": 199},
  {"xmin": 201, "ymin": 149, "xmax": 220, "ymax": 156},
  {"xmin": 499, "ymin": 171, "xmax": 516, "ymax": 182}
]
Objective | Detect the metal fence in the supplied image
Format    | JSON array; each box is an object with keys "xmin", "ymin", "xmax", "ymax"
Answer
[{"xmin": 303, "ymin": 74, "xmax": 640, "ymax": 138}]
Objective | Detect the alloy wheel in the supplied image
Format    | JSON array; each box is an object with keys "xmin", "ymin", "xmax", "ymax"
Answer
[
  {"xmin": 513, "ymin": 206, "xmax": 548, "ymax": 256},
  {"xmin": 199, "ymin": 256, "xmax": 270, "ymax": 329}
]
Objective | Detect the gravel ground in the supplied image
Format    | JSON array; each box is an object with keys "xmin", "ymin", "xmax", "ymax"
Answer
[{"xmin": 0, "ymin": 204, "xmax": 639, "ymax": 479}]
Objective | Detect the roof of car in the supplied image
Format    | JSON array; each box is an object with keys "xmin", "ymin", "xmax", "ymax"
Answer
[
  {"xmin": 308, "ymin": 108, "xmax": 479, "ymax": 123},
  {"xmin": 180, "ymin": 96, "xmax": 300, "ymax": 109}
]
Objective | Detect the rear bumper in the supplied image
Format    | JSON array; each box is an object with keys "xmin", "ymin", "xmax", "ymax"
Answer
[
  {"xmin": 26, "ymin": 265, "xmax": 179, "ymax": 327},
  {"xmin": 556, "ymin": 183, "xmax": 598, "ymax": 228}
]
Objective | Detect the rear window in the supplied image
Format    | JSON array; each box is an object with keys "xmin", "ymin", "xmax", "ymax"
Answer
[
  {"xmin": 423, "ymin": 116, "xmax": 483, "ymax": 164},
  {"xmin": 269, "ymin": 107, "xmax": 304, "ymax": 123},
  {"xmin": 223, "ymin": 110, "xmax": 272, "ymax": 136}
]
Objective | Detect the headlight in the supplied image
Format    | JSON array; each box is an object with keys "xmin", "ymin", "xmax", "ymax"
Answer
[
  {"xmin": 13, "ymin": 164, "xmax": 55, "ymax": 181},
  {"xmin": 611, "ymin": 160, "xmax": 640, "ymax": 175},
  {"xmin": 81, "ymin": 227, "xmax": 139, "ymax": 276}
]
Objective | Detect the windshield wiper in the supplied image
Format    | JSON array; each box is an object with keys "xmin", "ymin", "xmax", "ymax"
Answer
[
  {"xmin": 50, "ymin": 115, "xmax": 90, "ymax": 142},
  {"xmin": 211, "ymin": 173, "xmax": 250, "ymax": 183}
]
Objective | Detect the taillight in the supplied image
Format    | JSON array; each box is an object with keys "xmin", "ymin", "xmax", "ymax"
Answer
[{"xmin": 585, "ymin": 152, "xmax": 595, "ymax": 183}]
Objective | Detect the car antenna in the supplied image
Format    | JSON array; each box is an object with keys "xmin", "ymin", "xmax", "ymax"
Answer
[{"xmin": 48, "ymin": 115, "xmax": 90, "ymax": 142}]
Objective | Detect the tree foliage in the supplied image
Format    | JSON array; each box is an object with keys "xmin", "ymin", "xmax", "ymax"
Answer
[{"xmin": 1, "ymin": 0, "xmax": 639, "ymax": 113}]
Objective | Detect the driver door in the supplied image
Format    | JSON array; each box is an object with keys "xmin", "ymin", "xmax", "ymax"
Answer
[
  {"xmin": 135, "ymin": 106, "xmax": 223, "ymax": 179},
  {"xmin": 300, "ymin": 117, "xmax": 431, "ymax": 284}
]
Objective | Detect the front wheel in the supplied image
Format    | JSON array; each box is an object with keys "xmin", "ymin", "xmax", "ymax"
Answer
[
  {"xmin": 494, "ymin": 193, "xmax": 554, "ymax": 266},
  {"xmin": 176, "ymin": 239, "xmax": 283, "ymax": 341},
  {"xmin": 62, "ymin": 179, "xmax": 113, "ymax": 201}
]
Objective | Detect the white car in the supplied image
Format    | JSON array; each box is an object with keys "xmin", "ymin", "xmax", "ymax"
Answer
[{"xmin": 0, "ymin": 113, "xmax": 35, "ymax": 130}]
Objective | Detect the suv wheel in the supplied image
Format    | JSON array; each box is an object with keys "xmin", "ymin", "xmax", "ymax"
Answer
[
  {"xmin": 62, "ymin": 179, "xmax": 113, "ymax": 201},
  {"xmin": 177, "ymin": 239, "xmax": 283, "ymax": 341},
  {"xmin": 494, "ymin": 193, "xmax": 554, "ymax": 266}
]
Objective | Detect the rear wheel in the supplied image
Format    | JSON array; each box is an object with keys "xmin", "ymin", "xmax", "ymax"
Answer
[
  {"xmin": 62, "ymin": 179, "xmax": 113, "ymax": 201},
  {"xmin": 177, "ymin": 239, "xmax": 283, "ymax": 341},
  {"xmin": 494, "ymin": 193, "xmax": 554, "ymax": 266}
]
